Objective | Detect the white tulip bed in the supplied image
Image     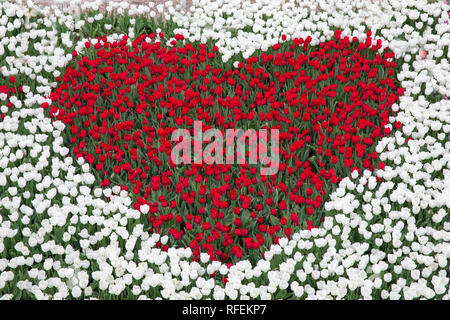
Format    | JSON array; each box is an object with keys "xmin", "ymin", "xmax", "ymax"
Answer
[{"xmin": 0, "ymin": 0, "xmax": 449, "ymax": 300}]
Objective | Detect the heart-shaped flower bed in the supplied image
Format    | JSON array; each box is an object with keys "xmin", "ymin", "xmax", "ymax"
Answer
[{"xmin": 43, "ymin": 30, "xmax": 402, "ymax": 264}]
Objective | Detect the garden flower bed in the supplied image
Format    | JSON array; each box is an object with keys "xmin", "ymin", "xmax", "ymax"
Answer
[{"xmin": 0, "ymin": 0, "xmax": 449, "ymax": 300}]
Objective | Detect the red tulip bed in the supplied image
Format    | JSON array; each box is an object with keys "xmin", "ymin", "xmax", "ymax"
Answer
[{"xmin": 43, "ymin": 30, "xmax": 402, "ymax": 265}]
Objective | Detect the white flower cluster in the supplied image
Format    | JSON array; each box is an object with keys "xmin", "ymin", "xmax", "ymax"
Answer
[
  {"xmin": 0, "ymin": 0, "xmax": 448, "ymax": 300},
  {"xmin": 169, "ymin": 0, "xmax": 450, "ymax": 65}
]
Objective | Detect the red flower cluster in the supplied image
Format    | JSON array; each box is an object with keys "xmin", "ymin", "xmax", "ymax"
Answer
[
  {"xmin": 43, "ymin": 30, "xmax": 401, "ymax": 264},
  {"xmin": 0, "ymin": 78, "xmax": 22, "ymax": 120}
]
